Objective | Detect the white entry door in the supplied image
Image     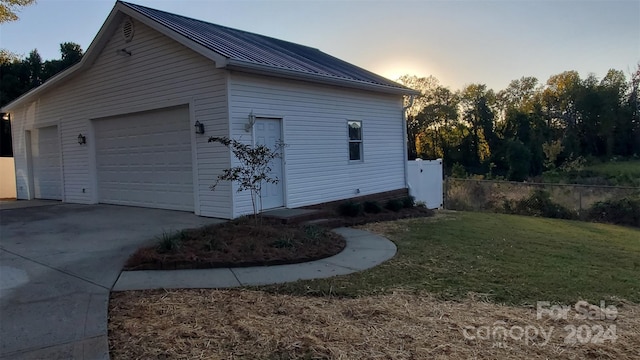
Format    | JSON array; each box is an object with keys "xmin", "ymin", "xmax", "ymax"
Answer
[
  {"xmin": 31, "ymin": 126, "xmax": 62, "ymax": 200},
  {"xmin": 255, "ymin": 118, "xmax": 284, "ymax": 210}
]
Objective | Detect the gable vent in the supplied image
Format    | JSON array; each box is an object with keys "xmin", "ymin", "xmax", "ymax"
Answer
[{"xmin": 122, "ymin": 18, "xmax": 134, "ymax": 42}]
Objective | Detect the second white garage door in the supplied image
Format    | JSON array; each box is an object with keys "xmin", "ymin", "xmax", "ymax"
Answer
[
  {"xmin": 94, "ymin": 106, "xmax": 194, "ymax": 211},
  {"xmin": 31, "ymin": 125, "xmax": 62, "ymax": 200}
]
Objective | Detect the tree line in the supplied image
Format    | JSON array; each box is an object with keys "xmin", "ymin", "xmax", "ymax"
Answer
[
  {"xmin": 0, "ymin": 44, "xmax": 83, "ymax": 157},
  {"xmin": 399, "ymin": 68, "xmax": 640, "ymax": 181},
  {"xmin": 0, "ymin": 43, "xmax": 84, "ymax": 107}
]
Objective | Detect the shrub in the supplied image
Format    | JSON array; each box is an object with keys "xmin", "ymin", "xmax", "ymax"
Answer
[
  {"xmin": 363, "ymin": 201, "xmax": 382, "ymax": 214},
  {"xmin": 204, "ymin": 237, "xmax": 226, "ymax": 251},
  {"xmin": 156, "ymin": 231, "xmax": 182, "ymax": 253},
  {"xmin": 338, "ymin": 201, "xmax": 363, "ymax": 217},
  {"xmin": 511, "ymin": 190, "xmax": 577, "ymax": 220},
  {"xmin": 385, "ymin": 199, "xmax": 404, "ymax": 212},
  {"xmin": 451, "ymin": 162, "xmax": 467, "ymax": 178},
  {"xmin": 303, "ymin": 224, "xmax": 324, "ymax": 239},
  {"xmin": 587, "ymin": 197, "xmax": 640, "ymax": 227},
  {"xmin": 271, "ymin": 235, "xmax": 295, "ymax": 249},
  {"xmin": 402, "ymin": 196, "xmax": 415, "ymax": 208}
]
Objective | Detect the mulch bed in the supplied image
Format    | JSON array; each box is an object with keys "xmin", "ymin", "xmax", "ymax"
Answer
[
  {"xmin": 124, "ymin": 218, "xmax": 346, "ymax": 270},
  {"xmin": 124, "ymin": 203, "xmax": 434, "ymax": 271}
]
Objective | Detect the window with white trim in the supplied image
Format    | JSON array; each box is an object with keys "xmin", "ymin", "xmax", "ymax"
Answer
[{"xmin": 348, "ymin": 120, "xmax": 362, "ymax": 161}]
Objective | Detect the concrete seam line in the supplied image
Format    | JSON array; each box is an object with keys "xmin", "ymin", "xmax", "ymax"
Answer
[
  {"xmin": 229, "ymin": 268, "xmax": 244, "ymax": 286},
  {"xmin": 0, "ymin": 246, "xmax": 110, "ymax": 291},
  {"xmin": 0, "ymin": 334, "xmax": 106, "ymax": 358},
  {"xmin": 110, "ymin": 271, "xmax": 124, "ymax": 291}
]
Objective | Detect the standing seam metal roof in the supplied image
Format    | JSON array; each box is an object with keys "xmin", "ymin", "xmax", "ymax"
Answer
[{"xmin": 120, "ymin": 1, "xmax": 411, "ymax": 92}]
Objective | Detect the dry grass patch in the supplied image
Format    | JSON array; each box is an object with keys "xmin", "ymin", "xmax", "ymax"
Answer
[{"xmin": 109, "ymin": 289, "xmax": 639, "ymax": 359}]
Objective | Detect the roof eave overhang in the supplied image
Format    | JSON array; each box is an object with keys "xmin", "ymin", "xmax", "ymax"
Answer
[
  {"xmin": 226, "ymin": 59, "xmax": 420, "ymax": 96},
  {"xmin": 2, "ymin": 3, "xmax": 126, "ymax": 112},
  {"xmin": 2, "ymin": 2, "xmax": 418, "ymax": 112},
  {"xmin": 1, "ymin": 2, "xmax": 230, "ymax": 112}
]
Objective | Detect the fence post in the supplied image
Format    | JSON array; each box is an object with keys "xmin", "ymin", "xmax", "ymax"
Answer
[
  {"xmin": 443, "ymin": 177, "xmax": 447, "ymax": 210},
  {"xmin": 579, "ymin": 188, "xmax": 583, "ymax": 216}
]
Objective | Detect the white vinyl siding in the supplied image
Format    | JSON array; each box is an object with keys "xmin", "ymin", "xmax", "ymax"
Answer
[
  {"xmin": 229, "ymin": 73, "xmax": 405, "ymax": 217},
  {"xmin": 9, "ymin": 18, "xmax": 231, "ymax": 218}
]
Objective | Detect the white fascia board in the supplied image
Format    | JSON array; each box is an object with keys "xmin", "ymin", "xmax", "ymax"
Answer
[{"xmin": 226, "ymin": 59, "xmax": 420, "ymax": 96}]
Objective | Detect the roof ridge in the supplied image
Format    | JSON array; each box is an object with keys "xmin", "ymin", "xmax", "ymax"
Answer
[{"xmin": 119, "ymin": 1, "xmax": 322, "ymax": 53}]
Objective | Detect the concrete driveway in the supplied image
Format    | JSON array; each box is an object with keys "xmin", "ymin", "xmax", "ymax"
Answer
[{"xmin": 0, "ymin": 202, "xmax": 222, "ymax": 359}]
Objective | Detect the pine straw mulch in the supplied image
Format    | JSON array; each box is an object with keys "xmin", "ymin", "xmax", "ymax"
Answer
[
  {"xmin": 109, "ymin": 289, "xmax": 640, "ymax": 359},
  {"xmin": 124, "ymin": 219, "xmax": 346, "ymax": 270}
]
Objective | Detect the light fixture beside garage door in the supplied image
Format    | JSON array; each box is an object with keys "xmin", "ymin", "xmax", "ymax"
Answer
[
  {"xmin": 194, "ymin": 120, "xmax": 205, "ymax": 134},
  {"xmin": 77, "ymin": 133, "xmax": 86, "ymax": 145}
]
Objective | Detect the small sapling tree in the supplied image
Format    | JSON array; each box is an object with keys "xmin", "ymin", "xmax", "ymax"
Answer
[{"xmin": 208, "ymin": 136, "xmax": 285, "ymax": 222}]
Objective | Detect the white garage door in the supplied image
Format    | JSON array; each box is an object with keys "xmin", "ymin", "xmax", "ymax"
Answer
[
  {"xmin": 94, "ymin": 106, "xmax": 194, "ymax": 211},
  {"xmin": 31, "ymin": 126, "xmax": 62, "ymax": 200}
]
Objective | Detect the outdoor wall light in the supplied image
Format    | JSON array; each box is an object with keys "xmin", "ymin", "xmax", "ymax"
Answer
[
  {"xmin": 77, "ymin": 133, "xmax": 87, "ymax": 145},
  {"xmin": 1, "ymin": 113, "xmax": 9, "ymax": 121},
  {"xmin": 194, "ymin": 120, "xmax": 205, "ymax": 134},
  {"xmin": 245, "ymin": 110, "xmax": 256, "ymax": 132}
]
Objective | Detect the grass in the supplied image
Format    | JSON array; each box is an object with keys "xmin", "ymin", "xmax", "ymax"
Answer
[
  {"xmin": 543, "ymin": 159, "xmax": 640, "ymax": 186},
  {"xmin": 584, "ymin": 159, "xmax": 640, "ymax": 179},
  {"xmin": 109, "ymin": 212, "xmax": 640, "ymax": 359},
  {"xmin": 259, "ymin": 211, "xmax": 640, "ymax": 304}
]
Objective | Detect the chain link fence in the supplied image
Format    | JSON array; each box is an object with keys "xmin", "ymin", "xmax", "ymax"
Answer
[{"xmin": 444, "ymin": 178, "xmax": 640, "ymax": 220}]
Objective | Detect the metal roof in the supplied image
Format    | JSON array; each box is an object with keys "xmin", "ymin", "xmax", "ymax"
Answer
[{"xmin": 120, "ymin": 1, "xmax": 414, "ymax": 93}]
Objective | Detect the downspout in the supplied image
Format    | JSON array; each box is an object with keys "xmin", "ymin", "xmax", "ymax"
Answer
[{"xmin": 402, "ymin": 95, "xmax": 415, "ymax": 190}]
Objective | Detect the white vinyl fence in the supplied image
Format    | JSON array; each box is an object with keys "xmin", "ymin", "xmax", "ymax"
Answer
[{"xmin": 407, "ymin": 159, "xmax": 443, "ymax": 209}]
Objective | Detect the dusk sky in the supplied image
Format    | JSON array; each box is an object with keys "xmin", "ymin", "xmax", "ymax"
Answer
[{"xmin": 1, "ymin": 0, "xmax": 638, "ymax": 91}]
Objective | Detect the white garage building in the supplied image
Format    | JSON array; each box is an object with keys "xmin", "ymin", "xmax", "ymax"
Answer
[{"xmin": 2, "ymin": 1, "xmax": 417, "ymax": 219}]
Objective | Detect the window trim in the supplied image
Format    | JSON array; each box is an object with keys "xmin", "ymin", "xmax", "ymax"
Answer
[{"xmin": 347, "ymin": 120, "xmax": 363, "ymax": 162}]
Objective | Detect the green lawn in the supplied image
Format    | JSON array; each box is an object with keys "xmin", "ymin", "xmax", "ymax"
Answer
[
  {"xmin": 584, "ymin": 159, "xmax": 640, "ymax": 179},
  {"xmin": 260, "ymin": 212, "xmax": 640, "ymax": 305}
]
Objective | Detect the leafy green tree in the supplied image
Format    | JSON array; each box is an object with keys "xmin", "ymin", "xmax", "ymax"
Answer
[
  {"xmin": 0, "ymin": 43, "xmax": 83, "ymax": 107},
  {"xmin": 415, "ymin": 85, "xmax": 459, "ymax": 160},
  {"xmin": 25, "ymin": 49, "xmax": 42, "ymax": 88},
  {"xmin": 628, "ymin": 64, "xmax": 640, "ymax": 155},
  {"xmin": 506, "ymin": 139, "xmax": 531, "ymax": 181},
  {"xmin": 43, "ymin": 42, "xmax": 83, "ymax": 79},
  {"xmin": 541, "ymin": 71, "xmax": 582, "ymax": 157},
  {"xmin": 208, "ymin": 137, "xmax": 286, "ymax": 222},
  {"xmin": 459, "ymin": 84, "xmax": 497, "ymax": 170},
  {"xmin": 398, "ymin": 75, "xmax": 440, "ymax": 159},
  {"xmin": 497, "ymin": 76, "xmax": 539, "ymax": 115},
  {"xmin": 0, "ymin": 0, "xmax": 35, "ymax": 23}
]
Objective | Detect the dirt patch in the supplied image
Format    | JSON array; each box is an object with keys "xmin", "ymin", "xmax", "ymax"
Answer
[
  {"xmin": 124, "ymin": 219, "xmax": 345, "ymax": 270},
  {"xmin": 109, "ymin": 289, "xmax": 640, "ymax": 359}
]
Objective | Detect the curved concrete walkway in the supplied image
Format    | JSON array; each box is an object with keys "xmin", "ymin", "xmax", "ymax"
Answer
[
  {"xmin": 1, "ymin": 202, "xmax": 396, "ymax": 360},
  {"xmin": 113, "ymin": 227, "xmax": 397, "ymax": 291}
]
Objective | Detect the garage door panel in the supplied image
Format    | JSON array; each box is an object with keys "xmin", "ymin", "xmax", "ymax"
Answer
[
  {"xmin": 31, "ymin": 126, "xmax": 62, "ymax": 200},
  {"xmin": 95, "ymin": 106, "xmax": 194, "ymax": 211}
]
